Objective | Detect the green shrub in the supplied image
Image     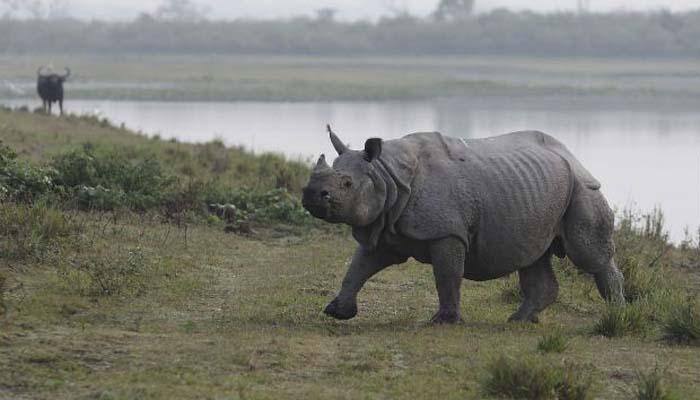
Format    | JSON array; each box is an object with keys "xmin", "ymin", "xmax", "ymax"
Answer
[
  {"xmin": 537, "ymin": 331, "xmax": 568, "ymax": 353},
  {"xmin": 634, "ymin": 367, "xmax": 679, "ymax": 400},
  {"xmin": 0, "ymin": 141, "xmax": 56, "ymax": 202},
  {"xmin": 0, "ymin": 202, "xmax": 77, "ymax": 261},
  {"xmin": 616, "ymin": 254, "xmax": 660, "ymax": 303},
  {"xmin": 50, "ymin": 145, "xmax": 175, "ymax": 210},
  {"xmin": 483, "ymin": 356, "xmax": 595, "ymax": 400},
  {"xmin": 593, "ymin": 304, "xmax": 647, "ymax": 338},
  {"xmin": 205, "ymin": 187, "xmax": 311, "ymax": 225},
  {"xmin": 662, "ymin": 301, "xmax": 700, "ymax": 345},
  {"xmin": 60, "ymin": 246, "xmax": 149, "ymax": 296}
]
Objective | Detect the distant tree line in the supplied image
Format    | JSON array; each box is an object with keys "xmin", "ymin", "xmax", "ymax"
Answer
[{"xmin": 1, "ymin": 8, "xmax": 698, "ymax": 57}]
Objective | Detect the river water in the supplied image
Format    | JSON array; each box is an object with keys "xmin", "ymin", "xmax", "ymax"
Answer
[{"xmin": 3, "ymin": 98, "xmax": 699, "ymax": 242}]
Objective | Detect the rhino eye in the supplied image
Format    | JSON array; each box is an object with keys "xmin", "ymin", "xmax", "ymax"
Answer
[{"xmin": 343, "ymin": 179, "xmax": 352, "ymax": 188}]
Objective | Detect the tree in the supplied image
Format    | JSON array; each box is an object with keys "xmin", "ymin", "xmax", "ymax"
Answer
[
  {"xmin": 1, "ymin": 0, "xmax": 68, "ymax": 19},
  {"xmin": 155, "ymin": 0, "xmax": 209, "ymax": 22},
  {"xmin": 1, "ymin": 0, "xmax": 43, "ymax": 19},
  {"xmin": 433, "ymin": 0, "xmax": 474, "ymax": 21},
  {"xmin": 315, "ymin": 8, "xmax": 337, "ymax": 23}
]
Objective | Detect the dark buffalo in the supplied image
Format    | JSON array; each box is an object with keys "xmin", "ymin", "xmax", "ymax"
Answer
[{"xmin": 37, "ymin": 66, "xmax": 70, "ymax": 115}]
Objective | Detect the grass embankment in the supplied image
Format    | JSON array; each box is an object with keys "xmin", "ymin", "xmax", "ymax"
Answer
[
  {"xmin": 1, "ymin": 108, "xmax": 700, "ymax": 399},
  {"xmin": 4, "ymin": 54, "xmax": 700, "ymax": 105}
]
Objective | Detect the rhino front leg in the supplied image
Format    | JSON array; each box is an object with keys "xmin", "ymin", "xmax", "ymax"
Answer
[
  {"xmin": 429, "ymin": 237, "xmax": 466, "ymax": 324},
  {"xmin": 324, "ymin": 247, "xmax": 405, "ymax": 320}
]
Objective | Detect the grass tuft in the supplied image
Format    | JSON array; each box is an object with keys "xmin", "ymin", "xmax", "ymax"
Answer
[
  {"xmin": 537, "ymin": 330, "xmax": 568, "ymax": 353},
  {"xmin": 662, "ymin": 300, "xmax": 700, "ymax": 346},
  {"xmin": 634, "ymin": 367, "xmax": 679, "ymax": 400},
  {"xmin": 483, "ymin": 355, "xmax": 595, "ymax": 400},
  {"xmin": 0, "ymin": 202, "xmax": 78, "ymax": 261},
  {"xmin": 593, "ymin": 304, "xmax": 647, "ymax": 338}
]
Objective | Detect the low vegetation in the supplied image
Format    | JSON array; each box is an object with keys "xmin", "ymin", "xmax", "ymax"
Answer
[
  {"xmin": 634, "ymin": 367, "xmax": 679, "ymax": 400},
  {"xmin": 537, "ymin": 330, "xmax": 568, "ymax": 353},
  {"xmin": 483, "ymin": 355, "xmax": 595, "ymax": 399},
  {"xmin": 1, "ymin": 108, "xmax": 699, "ymax": 399},
  {"xmin": 663, "ymin": 300, "xmax": 700, "ymax": 346}
]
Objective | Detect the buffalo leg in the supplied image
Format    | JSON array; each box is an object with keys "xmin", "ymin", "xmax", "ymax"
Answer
[
  {"xmin": 59, "ymin": 99, "xmax": 63, "ymax": 115},
  {"xmin": 429, "ymin": 237, "xmax": 465, "ymax": 324},
  {"xmin": 509, "ymin": 254, "xmax": 558, "ymax": 323},
  {"xmin": 324, "ymin": 247, "xmax": 405, "ymax": 320}
]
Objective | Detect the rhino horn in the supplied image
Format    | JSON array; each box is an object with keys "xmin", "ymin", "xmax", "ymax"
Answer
[
  {"xmin": 314, "ymin": 154, "xmax": 331, "ymax": 171},
  {"xmin": 327, "ymin": 124, "xmax": 349, "ymax": 155}
]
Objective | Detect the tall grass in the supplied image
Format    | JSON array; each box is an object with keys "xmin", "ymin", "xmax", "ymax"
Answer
[
  {"xmin": 0, "ymin": 202, "xmax": 78, "ymax": 261},
  {"xmin": 483, "ymin": 355, "xmax": 595, "ymax": 400},
  {"xmin": 634, "ymin": 367, "xmax": 679, "ymax": 400},
  {"xmin": 662, "ymin": 300, "xmax": 700, "ymax": 345}
]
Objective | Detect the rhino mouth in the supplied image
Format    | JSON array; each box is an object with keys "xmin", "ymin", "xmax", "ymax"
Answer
[{"xmin": 302, "ymin": 202, "xmax": 331, "ymax": 220}]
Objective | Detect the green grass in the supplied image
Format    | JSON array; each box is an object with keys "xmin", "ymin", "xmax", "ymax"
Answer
[
  {"xmin": 1, "ymin": 110, "xmax": 700, "ymax": 399},
  {"xmin": 0, "ymin": 107, "xmax": 311, "ymax": 193},
  {"xmin": 635, "ymin": 367, "xmax": 680, "ymax": 400},
  {"xmin": 483, "ymin": 355, "xmax": 595, "ymax": 399},
  {"xmin": 537, "ymin": 330, "xmax": 569, "ymax": 353},
  {"xmin": 4, "ymin": 53, "xmax": 700, "ymax": 103},
  {"xmin": 663, "ymin": 300, "xmax": 700, "ymax": 345}
]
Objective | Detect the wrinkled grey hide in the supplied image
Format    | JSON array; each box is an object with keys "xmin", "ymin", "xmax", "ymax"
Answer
[{"xmin": 302, "ymin": 127, "xmax": 624, "ymax": 324}]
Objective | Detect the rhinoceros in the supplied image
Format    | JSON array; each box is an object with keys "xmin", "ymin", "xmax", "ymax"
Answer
[{"xmin": 302, "ymin": 126, "xmax": 624, "ymax": 324}]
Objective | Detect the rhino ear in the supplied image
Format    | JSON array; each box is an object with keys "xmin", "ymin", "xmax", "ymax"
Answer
[
  {"xmin": 314, "ymin": 154, "xmax": 330, "ymax": 171},
  {"xmin": 327, "ymin": 124, "xmax": 348, "ymax": 155},
  {"xmin": 363, "ymin": 138, "xmax": 382, "ymax": 162}
]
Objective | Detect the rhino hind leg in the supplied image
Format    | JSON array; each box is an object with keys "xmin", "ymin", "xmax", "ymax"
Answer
[
  {"xmin": 562, "ymin": 185, "xmax": 625, "ymax": 304},
  {"xmin": 508, "ymin": 254, "xmax": 559, "ymax": 323}
]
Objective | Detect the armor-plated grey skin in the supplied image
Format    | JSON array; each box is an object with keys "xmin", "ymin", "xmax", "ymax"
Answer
[{"xmin": 302, "ymin": 126, "xmax": 624, "ymax": 324}]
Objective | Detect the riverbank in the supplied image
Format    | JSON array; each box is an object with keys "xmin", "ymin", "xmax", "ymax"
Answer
[
  {"xmin": 4, "ymin": 54, "xmax": 700, "ymax": 105},
  {"xmin": 1, "ymin": 108, "xmax": 699, "ymax": 399}
]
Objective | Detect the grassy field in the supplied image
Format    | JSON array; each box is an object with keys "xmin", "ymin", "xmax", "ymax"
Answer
[
  {"xmin": 1, "ymin": 109, "xmax": 700, "ymax": 399},
  {"xmin": 4, "ymin": 53, "xmax": 700, "ymax": 103}
]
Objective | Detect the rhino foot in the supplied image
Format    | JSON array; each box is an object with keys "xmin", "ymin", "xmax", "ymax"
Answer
[
  {"xmin": 430, "ymin": 309, "xmax": 462, "ymax": 325},
  {"xmin": 507, "ymin": 310, "xmax": 539, "ymax": 323},
  {"xmin": 323, "ymin": 297, "xmax": 357, "ymax": 320}
]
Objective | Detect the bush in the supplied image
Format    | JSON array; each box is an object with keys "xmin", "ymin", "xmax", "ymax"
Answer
[
  {"xmin": 616, "ymin": 253, "xmax": 660, "ymax": 303},
  {"xmin": 483, "ymin": 355, "xmax": 595, "ymax": 400},
  {"xmin": 0, "ymin": 202, "xmax": 77, "ymax": 261},
  {"xmin": 634, "ymin": 367, "xmax": 679, "ymax": 400},
  {"xmin": 662, "ymin": 300, "xmax": 700, "ymax": 345},
  {"xmin": 50, "ymin": 145, "xmax": 175, "ymax": 210},
  {"xmin": 537, "ymin": 331, "xmax": 568, "ymax": 353},
  {"xmin": 60, "ymin": 246, "xmax": 149, "ymax": 296},
  {"xmin": 204, "ymin": 186, "xmax": 311, "ymax": 225},
  {"xmin": 593, "ymin": 304, "xmax": 647, "ymax": 338},
  {"xmin": 0, "ymin": 141, "xmax": 56, "ymax": 202},
  {"xmin": 1, "ymin": 141, "xmax": 313, "ymax": 226}
]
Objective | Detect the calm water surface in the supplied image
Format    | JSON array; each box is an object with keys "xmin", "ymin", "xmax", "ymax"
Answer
[{"xmin": 4, "ymin": 99, "xmax": 700, "ymax": 242}]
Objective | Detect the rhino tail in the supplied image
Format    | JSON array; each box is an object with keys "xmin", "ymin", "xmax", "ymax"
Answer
[{"xmin": 539, "ymin": 132, "xmax": 601, "ymax": 191}]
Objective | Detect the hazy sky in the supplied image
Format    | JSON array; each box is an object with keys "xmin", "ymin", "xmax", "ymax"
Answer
[{"xmin": 56, "ymin": 0, "xmax": 700, "ymax": 21}]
